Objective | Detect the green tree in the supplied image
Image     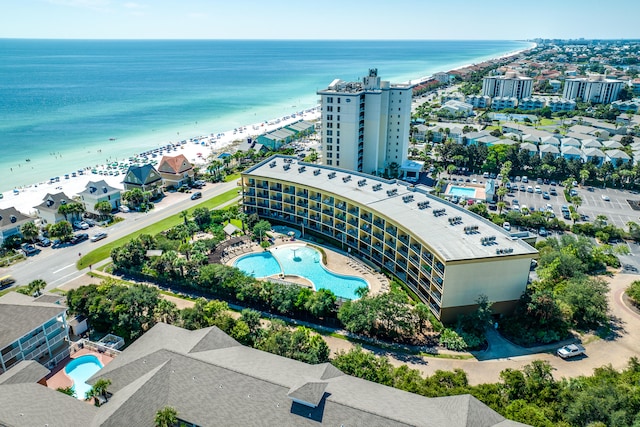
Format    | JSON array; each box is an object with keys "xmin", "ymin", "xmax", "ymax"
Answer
[
  {"xmin": 252, "ymin": 220, "xmax": 271, "ymax": 242},
  {"xmin": 627, "ymin": 280, "xmax": 640, "ymax": 306},
  {"xmin": 94, "ymin": 201, "xmax": 113, "ymax": 220},
  {"xmin": 154, "ymin": 406, "xmax": 178, "ymax": 427},
  {"xmin": 560, "ymin": 277, "xmax": 609, "ymax": 328},
  {"xmin": 49, "ymin": 220, "xmax": 73, "ymax": 241},
  {"xmin": 86, "ymin": 378, "xmax": 111, "ymax": 402},
  {"xmin": 20, "ymin": 221, "xmax": 39, "ymax": 243},
  {"xmin": 56, "ymin": 386, "xmax": 76, "ymax": 397}
]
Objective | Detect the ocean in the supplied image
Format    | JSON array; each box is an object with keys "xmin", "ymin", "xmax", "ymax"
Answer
[{"xmin": 0, "ymin": 39, "xmax": 532, "ymax": 192}]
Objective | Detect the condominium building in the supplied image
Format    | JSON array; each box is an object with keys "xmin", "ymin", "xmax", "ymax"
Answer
[
  {"xmin": 482, "ymin": 71, "xmax": 533, "ymax": 100},
  {"xmin": 562, "ymin": 74, "xmax": 624, "ymax": 104},
  {"xmin": 0, "ymin": 292, "xmax": 70, "ymax": 374},
  {"xmin": 241, "ymin": 156, "xmax": 538, "ymax": 322},
  {"xmin": 317, "ymin": 69, "xmax": 413, "ymax": 176}
]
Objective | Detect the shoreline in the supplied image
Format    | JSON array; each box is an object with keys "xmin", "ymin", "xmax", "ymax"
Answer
[
  {"xmin": 0, "ymin": 108, "xmax": 320, "ymax": 215},
  {"xmin": 0, "ymin": 43, "xmax": 531, "ymax": 216}
]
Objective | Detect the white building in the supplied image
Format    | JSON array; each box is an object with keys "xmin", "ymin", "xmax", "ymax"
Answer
[
  {"xmin": 491, "ymin": 97, "xmax": 518, "ymax": 110},
  {"xmin": 562, "ymin": 74, "xmax": 624, "ymax": 104},
  {"xmin": 548, "ymin": 98, "xmax": 576, "ymax": 112},
  {"xmin": 439, "ymin": 100, "xmax": 474, "ymax": 116},
  {"xmin": 242, "ymin": 155, "xmax": 538, "ymax": 322},
  {"xmin": 317, "ymin": 69, "xmax": 413, "ymax": 176},
  {"xmin": 465, "ymin": 94, "xmax": 491, "ymax": 109},
  {"xmin": 482, "ymin": 71, "xmax": 533, "ymax": 100},
  {"xmin": 518, "ymin": 97, "xmax": 546, "ymax": 111}
]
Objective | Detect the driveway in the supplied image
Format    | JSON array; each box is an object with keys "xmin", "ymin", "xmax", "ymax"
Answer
[{"xmin": 326, "ymin": 272, "xmax": 640, "ymax": 385}]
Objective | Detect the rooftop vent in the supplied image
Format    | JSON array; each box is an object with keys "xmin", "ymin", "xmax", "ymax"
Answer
[
  {"xmin": 417, "ymin": 201, "xmax": 430, "ymax": 209},
  {"xmin": 447, "ymin": 216, "xmax": 462, "ymax": 225},
  {"xmin": 342, "ymin": 175, "xmax": 351, "ymax": 183},
  {"xmin": 372, "ymin": 184, "xmax": 382, "ymax": 191},
  {"xmin": 464, "ymin": 225, "xmax": 479, "ymax": 234},
  {"xmin": 357, "ymin": 179, "xmax": 367, "ymax": 187},
  {"xmin": 298, "ymin": 166, "xmax": 306, "ymax": 173},
  {"xmin": 269, "ymin": 161, "xmax": 277, "ymax": 168},
  {"xmin": 328, "ymin": 172, "xmax": 336, "ymax": 179},
  {"xmin": 432, "ymin": 208, "xmax": 446, "ymax": 217},
  {"xmin": 386, "ymin": 189, "xmax": 398, "ymax": 197},
  {"xmin": 313, "ymin": 169, "xmax": 321, "ymax": 176},
  {"xmin": 283, "ymin": 164, "xmax": 291, "ymax": 171},
  {"xmin": 402, "ymin": 195, "xmax": 414, "ymax": 203}
]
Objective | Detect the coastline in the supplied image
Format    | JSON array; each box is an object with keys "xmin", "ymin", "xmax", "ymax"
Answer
[
  {"xmin": 0, "ymin": 42, "xmax": 531, "ymax": 216},
  {"xmin": 0, "ymin": 108, "xmax": 320, "ymax": 215}
]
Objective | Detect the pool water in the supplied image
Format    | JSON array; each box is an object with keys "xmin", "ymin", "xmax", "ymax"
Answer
[
  {"xmin": 447, "ymin": 186, "xmax": 477, "ymax": 198},
  {"xmin": 65, "ymin": 354, "xmax": 103, "ymax": 399},
  {"xmin": 234, "ymin": 245, "xmax": 368, "ymax": 300}
]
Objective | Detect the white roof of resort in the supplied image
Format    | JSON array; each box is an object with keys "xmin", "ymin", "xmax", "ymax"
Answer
[{"xmin": 243, "ymin": 156, "xmax": 537, "ymax": 262}]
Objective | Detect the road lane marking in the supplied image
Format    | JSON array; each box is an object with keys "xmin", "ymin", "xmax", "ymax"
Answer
[{"xmin": 52, "ymin": 264, "xmax": 74, "ymax": 274}]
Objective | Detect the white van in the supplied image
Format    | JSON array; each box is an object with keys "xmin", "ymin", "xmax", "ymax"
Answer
[{"xmin": 502, "ymin": 222, "xmax": 511, "ymax": 231}]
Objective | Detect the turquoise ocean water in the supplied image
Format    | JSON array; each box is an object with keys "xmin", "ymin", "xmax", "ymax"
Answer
[{"xmin": 0, "ymin": 39, "xmax": 532, "ymax": 192}]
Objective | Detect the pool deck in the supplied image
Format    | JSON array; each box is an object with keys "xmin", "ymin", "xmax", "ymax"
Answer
[
  {"xmin": 45, "ymin": 348, "xmax": 114, "ymax": 395},
  {"xmin": 225, "ymin": 226, "xmax": 389, "ymax": 296}
]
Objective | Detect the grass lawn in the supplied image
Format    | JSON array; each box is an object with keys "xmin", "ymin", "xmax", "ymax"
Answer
[
  {"xmin": 539, "ymin": 118, "xmax": 557, "ymax": 126},
  {"xmin": 77, "ymin": 188, "xmax": 240, "ymax": 270}
]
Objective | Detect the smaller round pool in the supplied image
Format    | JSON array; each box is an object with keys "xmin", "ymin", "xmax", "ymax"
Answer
[{"xmin": 65, "ymin": 354, "xmax": 103, "ymax": 399}]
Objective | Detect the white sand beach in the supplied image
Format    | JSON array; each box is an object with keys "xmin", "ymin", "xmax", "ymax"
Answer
[{"xmin": 0, "ymin": 108, "xmax": 320, "ymax": 216}]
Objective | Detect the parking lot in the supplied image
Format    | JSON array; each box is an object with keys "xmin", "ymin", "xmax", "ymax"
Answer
[{"xmin": 440, "ymin": 172, "xmax": 640, "ymax": 230}]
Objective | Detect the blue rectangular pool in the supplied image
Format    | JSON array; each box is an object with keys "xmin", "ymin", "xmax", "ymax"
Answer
[{"xmin": 447, "ymin": 186, "xmax": 477, "ymax": 198}]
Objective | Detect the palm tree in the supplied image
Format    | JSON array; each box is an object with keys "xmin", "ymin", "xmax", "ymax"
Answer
[
  {"xmin": 28, "ymin": 279, "xmax": 46, "ymax": 296},
  {"xmin": 579, "ymin": 169, "xmax": 590, "ymax": 187},
  {"xmin": 86, "ymin": 378, "xmax": 111, "ymax": 403},
  {"xmin": 95, "ymin": 201, "xmax": 112, "ymax": 221},
  {"xmin": 446, "ymin": 164, "xmax": 456, "ymax": 180},
  {"xmin": 236, "ymin": 212, "xmax": 248, "ymax": 233},
  {"xmin": 154, "ymin": 406, "xmax": 178, "ymax": 427},
  {"xmin": 21, "ymin": 221, "xmax": 39, "ymax": 243},
  {"xmin": 497, "ymin": 201, "xmax": 506, "ymax": 215},
  {"xmin": 179, "ymin": 210, "xmax": 189, "ymax": 226}
]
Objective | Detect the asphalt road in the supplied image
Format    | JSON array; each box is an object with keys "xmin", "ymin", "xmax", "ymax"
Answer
[{"xmin": 1, "ymin": 180, "xmax": 238, "ymax": 291}]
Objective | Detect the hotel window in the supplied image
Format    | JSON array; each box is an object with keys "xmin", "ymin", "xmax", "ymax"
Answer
[
  {"xmin": 336, "ymin": 146, "xmax": 339, "ymax": 151},
  {"xmin": 327, "ymin": 106, "xmax": 333, "ymax": 112},
  {"xmin": 337, "ymin": 98, "xmax": 341, "ymax": 103},
  {"xmin": 337, "ymin": 131, "xmax": 340, "ymax": 136},
  {"xmin": 336, "ymin": 161, "xmax": 340, "ymax": 166},
  {"xmin": 327, "ymin": 97, "xmax": 333, "ymax": 103},
  {"xmin": 337, "ymin": 107, "xmax": 341, "ymax": 112},
  {"xmin": 327, "ymin": 160, "xmax": 333, "ymax": 165},
  {"xmin": 326, "ymin": 123, "xmax": 333, "ymax": 128},
  {"xmin": 336, "ymin": 138, "xmax": 340, "ymax": 144},
  {"xmin": 337, "ymin": 115, "xmax": 340, "ymax": 121},
  {"xmin": 327, "ymin": 130, "xmax": 333, "ymax": 136},
  {"xmin": 327, "ymin": 145, "xmax": 333, "ymax": 151},
  {"xmin": 327, "ymin": 115, "xmax": 333, "ymax": 120},
  {"xmin": 336, "ymin": 153, "xmax": 340, "ymax": 159},
  {"xmin": 327, "ymin": 138, "xmax": 332, "ymax": 144},
  {"xmin": 327, "ymin": 153, "xmax": 333, "ymax": 158},
  {"xmin": 337, "ymin": 123, "xmax": 340, "ymax": 129}
]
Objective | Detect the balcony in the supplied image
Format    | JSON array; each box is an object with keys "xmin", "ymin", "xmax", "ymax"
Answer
[
  {"xmin": 360, "ymin": 214, "xmax": 372, "ymax": 222},
  {"xmin": 348, "ymin": 208, "xmax": 359, "ymax": 215},
  {"xmin": 373, "ymin": 219, "xmax": 384, "ymax": 228},
  {"xmin": 398, "ymin": 235, "xmax": 409, "ymax": 244},
  {"xmin": 348, "ymin": 219, "xmax": 358, "ymax": 226},
  {"xmin": 296, "ymin": 191, "xmax": 308, "ymax": 197},
  {"xmin": 386, "ymin": 228, "xmax": 397, "ymax": 237},
  {"xmin": 283, "ymin": 187, "xmax": 295, "ymax": 194},
  {"xmin": 373, "ymin": 232, "xmax": 383, "ymax": 240},
  {"xmin": 311, "ymin": 205, "xmax": 321, "ymax": 213}
]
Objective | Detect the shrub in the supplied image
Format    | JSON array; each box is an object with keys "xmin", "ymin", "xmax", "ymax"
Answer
[
  {"xmin": 439, "ymin": 328, "xmax": 468, "ymax": 351},
  {"xmin": 627, "ymin": 280, "xmax": 640, "ymax": 306}
]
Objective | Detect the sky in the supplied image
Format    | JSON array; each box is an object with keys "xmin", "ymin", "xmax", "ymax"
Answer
[{"xmin": 1, "ymin": 0, "xmax": 639, "ymax": 40}]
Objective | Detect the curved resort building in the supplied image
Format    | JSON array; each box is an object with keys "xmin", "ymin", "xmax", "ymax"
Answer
[{"xmin": 241, "ymin": 156, "xmax": 538, "ymax": 322}]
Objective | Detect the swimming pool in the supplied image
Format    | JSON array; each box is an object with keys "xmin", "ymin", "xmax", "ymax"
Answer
[
  {"xmin": 65, "ymin": 354, "xmax": 103, "ymax": 399},
  {"xmin": 447, "ymin": 186, "xmax": 477, "ymax": 198},
  {"xmin": 234, "ymin": 245, "xmax": 368, "ymax": 300}
]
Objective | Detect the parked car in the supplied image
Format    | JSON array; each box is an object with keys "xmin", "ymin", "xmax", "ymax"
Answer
[
  {"xmin": 20, "ymin": 243, "xmax": 39, "ymax": 255},
  {"xmin": 0, "ymin": 275, "xmax": 16, "ymax": 289},
  {"xmin": 534, "ymin": 185, "xmax": 542, "ymax": 194},
  {"xmin": 90, "ymin": 232, "xmax": 108, "ymax": 242},
  {"xmin": 602, "ymin": 194, "xmax": 610, "ymax": 201},
  {"xmin": 36, "ymin": 236, "xmax": 51, "ymax": 247},
  {"xmin": 191, "ymin": 191, "xmax": 202, "ymax": 200},
  {"xmin": 557, "ymin": 344, "xmax": 586, "ymax": 359},
  {"xmin": 119, "ymin": 205, "xmax": 130, "ymax": 213},
  {"xmin": 83, "ymin": 218, "xmax": 96, "ymax": 227},
  {"xmin": 73, "ymin": 220, "xmax": 89, "ymax": 230},
  {"xmin": 502, "ymin": 222, "xmax": 511, "ymax": 231},
  {"xmin": 549, "ymin": 188, "xmax": 557, "ymax": 196},
  {"xmin": 542, "ymin": 191, "xmax": 550, "ymax": 200},
  {"xmin": 527, "ymin": 186, "xmax": 534, "ymax": 193},
  {"xmin": 539, "ymin": 227, "xmax": 548, "ymax": 237},
  {"xmin": 70, "ymin": 233, "xmax": 89, "ymax": 245},
  {"xmin": 570, "ymin": 189, "xmax": 578, "ymax": 197}
]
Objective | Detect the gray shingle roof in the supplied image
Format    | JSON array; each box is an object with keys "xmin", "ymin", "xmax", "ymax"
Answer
[
  {"xmin": 123, "ymin": 164, "xmax": 162, "ymax": 186},
  {"xmin": 0, "ymin": 361, "xmax": 49, "ymax": 385},
  {"xmin": 0, "ymin": 292, "xmax": 66, "ymax": 350},
  {"xmin": 84, "ymin": 323, "xmax": 526, "ymax": 427},
  {"xmin": 33, "ymin": 192, "xmax": 74, "ymax": 211},
  {"xmin": 0, "ymin": 383, "xmax": 97, "ymax": 427},
  {"xmin": 78, "ymin": 180, "xmax": 121, "ymax": 197}
]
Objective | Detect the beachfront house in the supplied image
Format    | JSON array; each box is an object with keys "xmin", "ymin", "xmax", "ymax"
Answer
[
  {"xmin": 0, "ymin": 207, "xmax": 33, "ymax": 247},
  {"xmin": 122, "ymin": 164, "xmax": 163, "ymax": 197},
  {"xmin": 33, "ymin": 192, "xmax": 74, "ymax": 225},
  {"xmin": 0, "ymin": 322, "xmax": 524, "ymax": 427},
  {"xmin": 0, "ymin": 292, "xmax": 70, "ymax": 374},
  {"xmin": 77, "ymin": 180, "xmax": 122, "ymax": 216},
  {"xmin": 284, "ymin": 120, "xmax": 316, "ymax": 137},
  {"xmin": 157, "ymin": 154, "xmax": 194, "ymax": 189},
  {"xmin": 256, "ymin": 128, "xmax": 296, "ymax": 151}
]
